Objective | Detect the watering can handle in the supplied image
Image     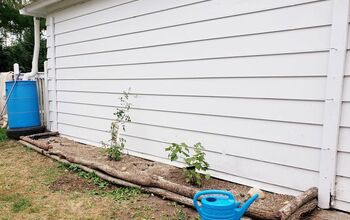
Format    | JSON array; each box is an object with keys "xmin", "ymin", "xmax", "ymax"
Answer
[{"xmin": 193, "ymin": 190, "xmax": 235, "ymax": 213}]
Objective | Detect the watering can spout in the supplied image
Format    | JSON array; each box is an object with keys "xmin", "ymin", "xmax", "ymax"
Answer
[{"xmin": 236, "ymin": 193, "xmax": 259, "ymax": 218}]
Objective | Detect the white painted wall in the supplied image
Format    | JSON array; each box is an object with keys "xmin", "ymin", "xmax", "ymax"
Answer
[
  {"xmin": 334, "ymin": 46, "xmax": 350, "ymax": 211},
  {"xmin": 43, "ymin": 0, "xmax": 350, "ymax": 211}
]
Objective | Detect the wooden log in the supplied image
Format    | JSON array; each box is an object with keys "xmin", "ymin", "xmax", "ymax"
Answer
[
  {"xmin": 20, "ymin": 136, "xmax": 53, "ymax": 150},
  {"xmin": 20, "ymin": 140, "xmax": 142, "ymax": 189},
  {"xmin": 66, "ymin": 154, "xmax": 197, "ymax": 199},
  {"xmin": 287, "ymin": 199, "xmax": 318, "ymax": 220},
  {"xmin": 19, "ymin": 140, "xmax": 195, "ymax": 208},
  {"xmin": 19, "ymin": 140, "xmax": 49, "ymax": 154},
  {"xmin": 53, "ymin": 155, "xmax": 141, "ymax": 189},
  {"xmin": 144, "ymin": 187, "xmax": 194, "ymax": 207},
  {"xmin": 49, "ymin": 149, "xmax": 198, "ymax": 198},
  {"xmin": 59, "ymin": 153, "xmax": 154, "ymax": 186},
  {"xmin": 279, "ymin": 187, "xmax": 318, "ymax": 220},
  {"xmin": 25, "ymin": 131, "xmax": 59, "ymax": 139},
  {"xmin": 151, "ymin": 175, "xmax": 197, "ymax": 198}
]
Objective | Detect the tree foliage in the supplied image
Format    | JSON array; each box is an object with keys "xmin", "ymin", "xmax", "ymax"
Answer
[
  {"xmin": 0, "ymin": 0, "xmax": 46, "ymax": 72},
  {"xmin": 0, "ymin": 0, "xmax": 32, "ymax": 36}
]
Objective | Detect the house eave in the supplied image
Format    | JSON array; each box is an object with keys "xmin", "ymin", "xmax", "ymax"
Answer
[{"xmin": 20, "ymin": 0, "xmax": 88, "ymax": 17}]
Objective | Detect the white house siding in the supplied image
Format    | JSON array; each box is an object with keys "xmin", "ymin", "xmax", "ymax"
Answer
[
  {"xmin": 335, "ymin": 39, "xmax": 350, "ymax": 211},
  {"xmin": 45, "ymin": 0, "xmax": 335, "ymax": 201}
]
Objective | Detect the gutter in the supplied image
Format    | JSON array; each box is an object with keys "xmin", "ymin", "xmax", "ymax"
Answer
[
  {"xmin": 19, "ymin": 0, "xmax": 88, "ymax": 17},
  {"xmin": 20, "ymin": 0, "xmax": 63, "ymax": 17}
]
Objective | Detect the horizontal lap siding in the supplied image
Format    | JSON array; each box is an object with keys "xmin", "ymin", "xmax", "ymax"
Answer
[
  {"xmin": 56, "ymin": 78, "xmax": 326, "ymax": 100},
  {"xmin": 56, "ymin": 92, "xmax": 324, "ymax": 124},
  {"xmin": 55, "ymin": 27, "xmax": 330, "ymax": 68},
  {"xmin": 54, "ymin": 53, "xmax": 329, "ymax": 80},
  {"xmin": 56, "ymin": 111, "xmax": 320, "ymax": 171},
  {"xmin": 54, "ymin": 1, "xmax": 332, "ymax": 55},
  {"xmin": 55, "ymin": 103, "xmax": 322, "ymax": 148},
  {"xmin": 47, "ymin": 0, "xmax": 332, "ymax": 195},
  {"xmin": 333, "ymin": 24, "xmax": 350, "ymax": 210},
  {"xmin": 54, "ymin": 0, "xmax": 329, "ymax": 45},
  {"xmin": 335, "ymin": 73, "xmax": 350, "ymax": 211}
]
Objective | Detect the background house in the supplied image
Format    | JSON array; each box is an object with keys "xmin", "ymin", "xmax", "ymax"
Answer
[{"xmin": 20, "ymin": 0, "xmax": 350, "ymax": 212}]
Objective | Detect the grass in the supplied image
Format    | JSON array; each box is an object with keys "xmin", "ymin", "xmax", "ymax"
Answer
[
  {"xmin": 175, "ymin": 208, "xmax": 189, "ymax": 220},
  {"xmin": 0, "ymin": 128, "xmax": 8, "ymax": 142},
  {"xmin": 0, "ymin": 140, "xmax": 197, "ymax": 219},
  {"xmin": 12, "ymin": 197, "xmax": 31, "ymax": 213}
]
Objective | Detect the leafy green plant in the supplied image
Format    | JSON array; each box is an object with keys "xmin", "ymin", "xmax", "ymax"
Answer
[
  {"xmin": 110, "ymin": 187, "xmax": 141, "ymax": 201},
  {"xmin": 102, "ymin": 89, "xmax": 132, "ymax": 161},
  {"xmin": 58, "ymin": 163, "xmax": 109, "ymax": 189},
  {"xmin": 165, "ymin": 142, "xmax": 210, "ymax": 186}
]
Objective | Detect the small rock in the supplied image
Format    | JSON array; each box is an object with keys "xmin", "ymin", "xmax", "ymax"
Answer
[
  {"xmin": 121, "ymin": 167, "xmax": 127, "ymax": 171},
  {"xmin": 248, "ymin": 187, "xmax": 265, "ymax": 200},
  {"xmin": 283, "ymin": 200, "xmax": 289, "ymax": 205}
]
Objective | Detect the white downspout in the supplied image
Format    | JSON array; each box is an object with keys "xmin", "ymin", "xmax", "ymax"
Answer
[
  {"xmin": 23, "ymin": 17, "xmax": 40, "ymax": 80},
  {"xmin": 13, "ymin": 63, "xmax": 20, "ymax": 78}
]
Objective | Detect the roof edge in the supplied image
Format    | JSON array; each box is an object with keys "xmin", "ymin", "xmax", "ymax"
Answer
[
  {"xmin": 20, "ymin": 0, "xmax": 88, "ymax": 17},
  {"xmin": 20, "ymin": 0, "xmax": 63, "ymax": 17}
]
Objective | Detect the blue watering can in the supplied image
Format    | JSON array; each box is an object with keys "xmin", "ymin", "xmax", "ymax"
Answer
[{"xmin": 193, "ymin": 190, "xmax": 259, "ymax": 220}]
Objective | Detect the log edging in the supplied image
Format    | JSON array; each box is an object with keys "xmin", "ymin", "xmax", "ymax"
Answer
[{"xmin": 19, "ymin": 134, "xmax": 318, "ymax": 220}]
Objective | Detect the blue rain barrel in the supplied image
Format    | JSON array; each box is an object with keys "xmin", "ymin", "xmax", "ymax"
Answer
[{"xmin": 5, "ymin": 80, "xmax": 41, "ymax": 129}]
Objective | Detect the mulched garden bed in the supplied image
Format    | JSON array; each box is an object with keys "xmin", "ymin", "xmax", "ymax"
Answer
[{"xmin": 20, "ymin": 132, "xmax": 318, "ymax": 220}]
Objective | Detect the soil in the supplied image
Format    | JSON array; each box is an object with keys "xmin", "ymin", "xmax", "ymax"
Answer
[
  {"xmin": 304, "ymin": 208, "xmax": 350, "ymax": 220},
  {"xmin": 49, "ymin": 173, "xmax": 99, "ymax": 192},
  {"xmin": 48, "ymin": 173, "xmax": 199, "ymax": 219},
  {"xmin": 39, "ymin": 136, "xmax": 294, "ymax": 214}
]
